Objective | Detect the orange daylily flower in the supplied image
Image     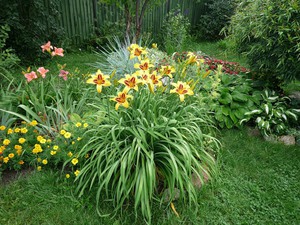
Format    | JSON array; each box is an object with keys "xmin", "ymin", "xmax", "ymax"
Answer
[{"xmin": 41, "ymin": 41, "xmax": 53, "ymax": 53}]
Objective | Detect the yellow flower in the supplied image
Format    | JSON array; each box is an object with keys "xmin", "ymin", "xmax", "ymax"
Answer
[
  {"xmin": 74, "ymin": 170, "xmax": 80, "ymax": 177},
  {"xmin": 40, "ymin": 138, "xmax": 47, "ymax": 144},
  {"xmin": 7, "ymin": 128, "xmax": 13, "ymax": 134},
  {"xmin": 19, "ymin": 138, "xmax": 26, "ymax": 144},
  {"xmin": 16, "ymin": 149, "xmax": 22, "ymax": 156},
  {"xmin": 118, "ymin": 74, "xmax": 141, "ymax": 92},
  {"xmin": 0, "ymin": 125, "xmax": 6, "ymax": 130},
  {"xmin": 53, "ymin": 145, "xmax": 59, "ymax": 150},
  {"xmin": 37, "ymin": 166, "xmax": 42, "ymax": 171},
  {"xmin": 65, "ymin": 174, "xmax": 70, "ymax": 179},
  {"xmin": 50, "ymin": 150, "xmax": 57, "ymax": 155},
  {"xmin": 71, "ymin": 158, "xmax": 79, "ymax": 165},
  {"xmin": 135, "ymin": 70, "xmax": 151, "ymax": 85},
  {"xmin": 128, "ymin": 44, "xmax": 147, "ymax": 60},
  {"xmin": 3, "ymin": 157, "xmax": 9, "ymax": 163},
  {"xmin": 152, "ymin": 43, "xmax": 157, "ymax": 49},
  {"xmin": 160, "ymin": 65, "xmax": 176, "ymax": 78},
  {"xmin": 71, "ymin": 141, "xmax": 75, "ymax": 145},
  {"xmin": 0, "ymin": 145, "xmax": 5, "ymax": 153},
  {"xmin": 85, "ymin": 154, "xmax": 89, "ymax": 158},
  {"xmin": 86, "ymin": 70, "xmax": 111, "ymax": 93},
  {"xmin": 64, "ymin": 132, "xmax": 71, "ymax": 139},
  {"xmin": 3, "ymin": 139, "xmax": 10, "ymax": 146},
  {"xmin": 134, "ymin": 59, "xmax": 154, "ymax": 71},
  {"xmin": 67, "ymin": 152, "xmax": 73, "ymax": 157},
  {"xmin": 111, "ymin": 91, "xmax": 133, "ymax": 110},
  {"xmin": 170, "ymin": 81, "xmax": 194, "ymax": 102},
  {"xmin": 75, "ymin": 122, "xmax": 82, "ymax": 127},
  {"xmin": 8, "ymin": 153, "xmax": 14, "ymax": 158},
  {"xmin": 14, "ymin": 145, "xmax": 22, "ymax": 150},
  {"xmin": 30, "ymin": 120, "xmax": 38, "ymax": 126},
  {"xmin": 21, "ymin": 127, "xmax": 28, "ymax": 134},
  {"xmin": 18, "ymin": 160, "xmax": 24, "ymax": 165},
  {"xmin": 37, "ymin": 135, "xmax": 43, "ymax": 142},
  {"xmin": 14, "ymin": 127, "xmax": 21, "ymax": 133},
  {"xmin": 77, "ymin": 137, "xmax": 82, "ymax": 141},
  {"xmin": 60, "ymin": 129, "xmax": 66, "ymax": 135},
  {"xmin": 148, "ymin": 71, "xmax": 163, "ymax": 93},
  {"xmin": 37, "ymin": 157, "xmax": 42, "ymax": 162},
  {"xmin": 32, "ymin": 144, "xmax": 43, "ymax": 154},
  {"xmin": 47, "ymin": 139, "xmax": 52, "ymax": 143},
  {"xmin": 83, "ymin": 123, "xmax": 88, "ymax": 128},
  {"xmin": 42, "ymin": 159, "xmax": 48, "ymax": 165}
]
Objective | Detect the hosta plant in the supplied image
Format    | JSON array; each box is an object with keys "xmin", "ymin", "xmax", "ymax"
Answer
[{"xmin": 241, "ymin": 90, "xmax": 300, "ymax": 136}]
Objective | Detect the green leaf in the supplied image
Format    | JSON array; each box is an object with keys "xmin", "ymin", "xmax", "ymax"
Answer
[
  {"xmin": 219, "ymin": 92, "xmax": 232, "ymax": 105},
  {"xmin": 231, "ymin": 91, "xmax": 248, "ymax": 102},
  {"xmin": 221, "ymin": 106, "xmax": 230, "ymax": 116}
]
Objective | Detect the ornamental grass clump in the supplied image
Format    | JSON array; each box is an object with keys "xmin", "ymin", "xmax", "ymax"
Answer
[{"xmin": 77, "ymin": 43, "xmax": 220, "ymax": 223}]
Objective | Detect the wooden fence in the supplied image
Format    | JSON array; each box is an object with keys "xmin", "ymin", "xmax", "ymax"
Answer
[{"xmin": 54, "ymin": 0, "xmax": 203, "ymax": 45}]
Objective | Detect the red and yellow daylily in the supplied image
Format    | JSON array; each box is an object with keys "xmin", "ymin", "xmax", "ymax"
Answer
[
  {"xmin": 134, "ymin": 59, "xmax": 154, "ymax": 71},
  {"xmin": 159, "ymin": 65, "xmax": 176, "ymax": 78},
  {"xmin": 170, "ymin": 81, "xmax": 194, "ymax": 102},
  {"xmin": 111, "ymin": 91, "xmax": 133, "ymax": 110},
  {"xmin": 128, "ymin": 44, "xmax": 147, "ymax": 60},
  {"xmin": 118, "ymin": 74, "xmax": 141, "ymax": 92},
  {"xmin": 86, "ymin": 70, "xmax": 111, "ymax": 93},
  {"xmin": 135, "ymin": 70, "xmax": 151, "ymax": 85},
  {"xmin": 148, "ymin": 71, "xmax": 162, "ymax": 93}
]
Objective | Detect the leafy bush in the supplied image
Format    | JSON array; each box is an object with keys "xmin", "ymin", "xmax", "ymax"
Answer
[
  {"xmin": 162, "ymin": 8, "xmax": 190, "ymax": 54},
  {"xmin": 197, "ymin": 65, "xmax": 258, "ymax": 129},
  {"xmin": 192, "ymin": 0, "xmax": 237, "ymax": 40},
  {"xmin": 226, "ymin": 0, "xmax": 300, "ymax": 86},
  {"xmin": 241, "ymin": 90, "xmax": 300, "ymax": 136}
]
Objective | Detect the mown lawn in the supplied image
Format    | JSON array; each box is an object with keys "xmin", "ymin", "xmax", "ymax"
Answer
[{"xmin": 1, "ymin": 129, "xmax": 299, "ymax": 225}]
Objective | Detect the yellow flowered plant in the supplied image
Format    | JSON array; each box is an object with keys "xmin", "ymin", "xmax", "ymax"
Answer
[
  {"xmin": 134, "ymin": 59, "xmax": 154, "ymax": 71},
  {"xmin": 170, "ymin": 81, "xmax": 194, "ymax": 102},
  {"xmin": 86, "ymin": 70, "xmax": 111, "ymax": 93},
  {"xmin": 118, "ymin": 74, "xmax": 141, "ymax": 92},
  {"xmin": 128, "ymin": 44, "xmax": 147, "ymax": 60},
  {"xmin": 160, "ymin": 65, "xmax": 176, "ymax": 78},
  {"xmin": 111, "ymin": 91, "xmax": 133, "ymax": 110}
]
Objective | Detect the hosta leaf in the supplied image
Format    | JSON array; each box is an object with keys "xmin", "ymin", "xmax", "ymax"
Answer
[
  {"xmin": 219, "ymin": 92, "xmax": 232, "ymax": 105},
  {"xmin": 221, "ymin": 106, "xmax": 230, "ymax": 116},
  {"xmin": 245, "ymin": 109, "xmax": 262, "ymax": 115},
  {"xmin": 231, "ymin": 91, "xmax": 248, "ymax": 102},
  {"xmin": 264, "ymin": 104, "xmax": 269, "ymax": 114}
]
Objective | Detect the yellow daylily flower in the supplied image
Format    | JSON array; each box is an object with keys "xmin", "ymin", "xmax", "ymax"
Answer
[
  {"xmin": 170, "ymin": 81, "xmax": 194, "ymax": 102},
  {"xmin": 86, "ymin": 70, "xmax": 111, "ymax": 93},
  {"xmin": 118, "ymin": 74, "xmax": 141, "ymax": 92},
  {"xmin": 128, "ymin": 44, "xmax": 147, "ymax": 60},
  {"xmin": 134, "ymin": 59, "xmax": 154, "ymax": 71},
  {"xmin": 111, "ymin": 91, "xmax": 133, "ymax": 110},
  {"xmin": 159, "ymin": 65, "xmax": 175, "ymax": 78},
  {"xmin": 135, "ymin": 70, "xmax": 151, "ymax": 85},
  {"xmin": 186, "ymin": 52, "xmax": 199, "ymax": 66},
  {"xmin": 148, "ymin": 71, "xmax": 162, "ymax": 93}
]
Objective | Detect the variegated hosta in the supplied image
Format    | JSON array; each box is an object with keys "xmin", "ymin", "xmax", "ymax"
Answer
[{"xmin": 240, "ymin": 90, "xmax": 299, "ymax": 136}]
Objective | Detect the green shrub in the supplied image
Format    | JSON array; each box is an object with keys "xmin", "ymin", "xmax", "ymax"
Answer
[
  {"xmin": 192, "ymin": 0, "xmax": 237, "ymax": 41},
  {"xmin": 226, "ymin": 0, "xmax": 300, "ymax": 87},
  {"xmin": 162, "ymin": 8, "xmax": 190, "ymax": 54}
]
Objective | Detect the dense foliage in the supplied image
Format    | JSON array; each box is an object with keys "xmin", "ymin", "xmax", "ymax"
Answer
[
  {"xmin": 226, "ymin": 0, "xmax": 300, "ymax": 87},
  {"xmin": 192, "ymin": 0, "xmax": 237, "ymax": 40},
  {"xmin": 0, "ymin": 0, "xmax": 64, "ymax": 64}
]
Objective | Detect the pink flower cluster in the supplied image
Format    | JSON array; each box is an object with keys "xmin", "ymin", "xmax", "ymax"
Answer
[
  {"xmin": 24, "ymin": 67, "xmax": 49, "ymax": 82},
  {"xmin": 41, "ymin": 41, "xmax": 64, "ymax": 57}
]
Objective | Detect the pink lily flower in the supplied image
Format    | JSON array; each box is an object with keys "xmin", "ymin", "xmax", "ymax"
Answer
[
  {"xmin": 37, "ymin": 67, "xmax": 49, "ymax": 78},
  {"xmin": 51, "ymin": 47, "xmax": 64, "ymax": 57},
  {"xmin": 59, "ymin": 70, "xmax": 69, "ymax": 81},
  {"xmin": 41, "ymin": 41, "xmax": 53, "ymax": 53},
  {"xmin": 24, "ymin": 71, "xmax": 38, "ymax": 82}
]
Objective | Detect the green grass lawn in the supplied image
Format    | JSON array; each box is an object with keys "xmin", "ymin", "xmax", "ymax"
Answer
[{"xmin": 1, "ymin": 129, "xmax": 299, "ymax": 224}]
